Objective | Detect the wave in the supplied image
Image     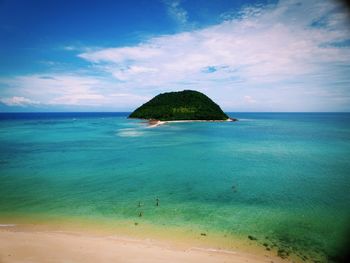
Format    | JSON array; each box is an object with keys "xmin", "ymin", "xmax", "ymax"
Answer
[
  {"xmin": 237, "ymin": 118, "xmax": 256, "ymax": 121},
  {"xmin": 116, "ymin": 128, "xmax": 145, "ymax": 137}
]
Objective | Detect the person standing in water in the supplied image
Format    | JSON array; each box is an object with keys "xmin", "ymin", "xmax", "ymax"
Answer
[{"xmin": 156, "ymin": 197, "xmax": 159, "ymax": 206}]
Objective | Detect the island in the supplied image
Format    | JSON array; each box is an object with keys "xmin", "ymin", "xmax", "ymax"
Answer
[{"xmin": 129, "ymin": 90, "xmax": 237, "ymax": 124}]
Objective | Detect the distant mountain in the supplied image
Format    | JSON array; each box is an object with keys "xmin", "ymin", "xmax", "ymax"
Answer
[{"xmin": 129, "ymin": 90, "xmax": 229, "ymax": 121}]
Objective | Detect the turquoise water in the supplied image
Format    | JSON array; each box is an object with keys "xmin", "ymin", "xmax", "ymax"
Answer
[{"xmin": 1, "ymin": 112, "xmax": 350, "ymax": 261}]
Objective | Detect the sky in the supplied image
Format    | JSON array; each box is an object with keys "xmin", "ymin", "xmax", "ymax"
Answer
[{"xmin": 0, "ymin": 0, "xmax": 350, "ymax": 112}]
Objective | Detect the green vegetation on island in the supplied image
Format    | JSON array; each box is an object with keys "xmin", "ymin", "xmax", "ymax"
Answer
[{"xmin": 129, "ymin": 90, "xmax": 229, "ymax": 121}]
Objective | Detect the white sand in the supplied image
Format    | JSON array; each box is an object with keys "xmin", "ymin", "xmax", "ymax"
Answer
[
  {"xmin": 0, "ymin": 224, "xmax": 287, "ymax": 263},
  {"xmin": 148, "ymin": 118, "xmax": 234, "ymax": 127}
]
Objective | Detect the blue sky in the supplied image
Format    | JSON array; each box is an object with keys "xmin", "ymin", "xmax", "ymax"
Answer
[{"xmin": 0, "ymin": 0, "xmax": 350, "ymax": 112}]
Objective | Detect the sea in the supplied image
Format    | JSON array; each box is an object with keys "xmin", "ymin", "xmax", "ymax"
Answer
[{"xmin": 0, "ymin": 112, "xmax": 349, "ymax": 262}]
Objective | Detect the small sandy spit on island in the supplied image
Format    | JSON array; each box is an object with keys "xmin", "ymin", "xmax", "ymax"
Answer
[
  {"xmin": 148, "ymin": 118, "xmax": 238, "ymax": 128},
  {"xmin": 0, "ymin": 222, "xmax": 286, "ymax": 263}
]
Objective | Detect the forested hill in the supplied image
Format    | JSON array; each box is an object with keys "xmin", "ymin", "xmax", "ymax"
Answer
[{"xmin": 129, "ymin": 90, "xmax": 229, "ymax": 121}]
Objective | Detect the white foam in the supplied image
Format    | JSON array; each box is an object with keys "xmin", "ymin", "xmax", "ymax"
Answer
[
  {"xmin": 117, "ymin": 128, "xmax": 145, "ymax": 137},
  {"xmin": 237, "ymin": 118, "xmax": 255, "ymax": 121}
]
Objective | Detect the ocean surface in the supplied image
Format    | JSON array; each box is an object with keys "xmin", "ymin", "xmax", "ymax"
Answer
[{"xmin": 1, "ymin": 112, "xmax": 349, "ymax": 261}]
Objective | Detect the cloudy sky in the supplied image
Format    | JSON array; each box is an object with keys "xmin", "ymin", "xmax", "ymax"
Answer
[{"xmin": 0, "ymin": 0, "xmax": 350, "ymax": 112}]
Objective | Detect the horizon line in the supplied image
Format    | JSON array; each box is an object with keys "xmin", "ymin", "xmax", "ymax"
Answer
[{"xmin": 1, "ymin": 111, "xmax": 350, "ymax": 114}]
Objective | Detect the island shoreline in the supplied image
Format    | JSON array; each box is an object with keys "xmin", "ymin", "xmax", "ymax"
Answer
[{"xmin": 131, "ymin": 118, "xmax": 238, "ymax": 127}]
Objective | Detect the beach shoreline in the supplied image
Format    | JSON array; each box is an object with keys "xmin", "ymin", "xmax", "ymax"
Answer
[{"xmin": 0, "ymin": 216, "xmax": 288, "ymax": 263}]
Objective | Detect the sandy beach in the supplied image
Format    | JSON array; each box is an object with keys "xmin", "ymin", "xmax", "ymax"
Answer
[{"xmin": 0, "ymin": 222, "xmax": 287, "ymax": 263}]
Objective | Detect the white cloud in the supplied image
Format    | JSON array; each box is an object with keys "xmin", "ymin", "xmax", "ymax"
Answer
[
  {"xmin": 63, "ymin": 46, "xmax": 77, "ymax": 51},
  {"xmin": 0, "ymin": 96, "xmax": 40, "ymax": 107},
  {"xmin": 10, "ymin": 74, "xmax": 106, "ymax": 106},
  {"xmin": 1, "ymin": 0, "xmax": 350, "ymax": 111},
  {"xmin": 0, "ymin": 74, "xmax": 151, "ymax": 109},
  {"xmin": 75, "ymin": 0, "xmax": 350, "ymax": 111},
  {"xmin": 244, "ymin": 95, "xmax": 256, "ymax": 104},
  {"xmin": 163, "ymin": 0, "xmax": 188, "ymax": 26},
  {"xmin": 79, "ymin": 46, "xmax": 163, "ymax": 63}
]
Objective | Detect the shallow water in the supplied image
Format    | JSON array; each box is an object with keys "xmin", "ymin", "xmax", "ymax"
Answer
[{"xmin": 1, "ymin": 112, "xmax": 349, "ymax": 261}]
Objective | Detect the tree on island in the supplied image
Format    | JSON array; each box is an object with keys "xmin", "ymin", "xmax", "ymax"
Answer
[{"xmin": 129, "ymin": 90, "xmax": 229, "ymax": 121}]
